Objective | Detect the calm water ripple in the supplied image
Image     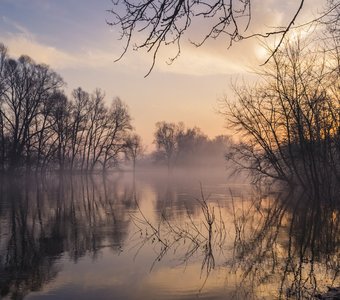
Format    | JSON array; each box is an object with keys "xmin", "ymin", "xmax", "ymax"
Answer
[{"xmin": 0, "ymin": 170, "xmax": 339, "ymax": 299}]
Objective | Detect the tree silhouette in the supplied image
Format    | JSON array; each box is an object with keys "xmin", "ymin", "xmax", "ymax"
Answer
[
  {"xmin": 108, "ymin": 1, "xmax": 340, "ymax": 76},
  {"xmin": 124, "ymin": 133, "xmax": 145, "ymax": 172},
  {"xmin": 223, "ymin": 37, "xmax": 340, "ymax": 187},
  {"xmin": 0, "ymin": 43, "xmax": 134, "ymax": 173}
]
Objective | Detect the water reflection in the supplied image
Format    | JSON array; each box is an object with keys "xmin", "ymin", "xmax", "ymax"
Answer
[
  {"xmin": 227, "ymin": 186, "xmax": 340, "ymax": 299},
  {"xmin": 0, "ymin": 174, "xmax": 135, "ymax": 299},
  {"xmin": 131, "ymin": 182, "xmax": 340, "ymax": 299},
  {"xmin": 0, "ymin": 173, "xmax": 338, "ymax": 299}
]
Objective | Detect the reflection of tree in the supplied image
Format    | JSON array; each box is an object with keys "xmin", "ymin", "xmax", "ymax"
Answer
[
  {"xmin": 229, "ymin": 187, "xmax": 340, "ymax": 299},
  {"xmin": 131, "ymin": 185, "xmax": 226, "ymax": 288},
  {"xmin": 135, "ymin": 178, "xmax": 339, "ymax": 298},
  {"xmin": 0, "ymin": 174, "xmax": 134, "ymax": 299},
  {"xmin": 0, "ymin": 177, "xmax": 61, "ymax": 299}
]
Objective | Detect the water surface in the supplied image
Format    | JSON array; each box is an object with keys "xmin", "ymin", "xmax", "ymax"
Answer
[{"xmin": 0, "ymin": 170, "xmax": 338, "ymax": 299}]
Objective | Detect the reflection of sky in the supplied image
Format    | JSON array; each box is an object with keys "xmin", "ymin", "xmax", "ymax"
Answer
[
  {"xmin": 25, "ymin": 248, "xmax": 232, "ymax": 300},
  {"xmin": 15, "ymin": 172, "xmax": 238, "ymax": 300},
  {"xmin": 0, "ymin": 172, "xmax": 338, "ymax": 299},
  {"xmin": 0, "ymin": 0, "xmax": 325, "ymax": 147}
]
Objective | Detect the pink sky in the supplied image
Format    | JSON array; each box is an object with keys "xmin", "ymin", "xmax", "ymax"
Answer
[{"xmin": 0, "ymin": 0, "xmax": 324, "ymax": 148}]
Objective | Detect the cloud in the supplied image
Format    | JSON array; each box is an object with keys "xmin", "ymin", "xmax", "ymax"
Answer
[
  {"xmin": 0, "ymin": 23, "xmax": 160, "ymax": 77},
  {"xmin": 0, "ymin": 0, "xmax": 325, "ymax": 77},
  {"xmin": 3, "ymin": 35, "xmax": 77, "ymax": 69},
  {"xmin": 113, "ymin": 0, "xmax": 293, "ymax": 76},
  {"xmin": 154, "ymin": 46, "xmax": 249, "ymax": 76},
  {"xmin": 148, "ymin": 0, "xmax": 325, "ymax": 77},
  {"xmin": 0, "ymin": 17, "xmax": 76, "ymax": 69},
  {"xmin": 1, "ymin": 32, "xmax": 118, "ymax": 71},
  {"xmin": 0, "ymin": 17, "xmax": 121, "ymax": 71},
  {"xmin": 2, "ymin": 16, "xmax": 33, "ymax": 38}
]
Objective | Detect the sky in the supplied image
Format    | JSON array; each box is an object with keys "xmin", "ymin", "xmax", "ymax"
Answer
[{"xmin": 0, "ymin": 0, "xmax": 325, "ymax": 148}]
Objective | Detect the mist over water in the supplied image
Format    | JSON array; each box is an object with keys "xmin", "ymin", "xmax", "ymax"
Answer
[
  {"xmin": 0, "ymin": 168, "xmax": 338, "ymax": 300},
  {"xmin": 2, "ymin": 1, "xmax": 340, "ymax": 299}
]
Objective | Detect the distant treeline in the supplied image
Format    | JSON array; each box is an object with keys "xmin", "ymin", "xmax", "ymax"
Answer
[
  {"xmin": 0, "ymin": 43, "xmax": 138, "ymax": 172},
  {"xmin": 152, "ymin": 121, "xmax": 230, "ymax": 170},
  {"xmin": 0, "ymin": 43, "xmax": 230, "ymax": 173}
]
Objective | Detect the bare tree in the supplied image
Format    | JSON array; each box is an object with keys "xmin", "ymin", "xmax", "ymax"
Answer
[
  {"xmin": 0, "ymin": 43, "xmax": 8, "ymax": 171},
  {"xmin": 154, "ymin": 121, "xmax": 184, "ymax": 170},
  {"xmin": 108, "ymin": 0, "xmax": 310, "ymax": 75},
  {"xmin": 0, "ymin": 45, "xmax": 136, "ymax": 173},
  {"xmin": 176, "ymin": 126, "xmax": 207, "ymax": 164},
  {"xmin": 80, "ymin": 89, "xmax": 107, "ymax": 171},
  {"xmin": 69, "ymin": 87, "xmax": 90, "ymax": 170},
  {"xmin": 50, "ymin": 91, "xmax": 71, "ymax": 171},
  {"xmin": 124, "ymin": 133, "xmax": 145, "ymax": 172},
  {"xmin": 101, "ymin": 98, "xmax": 132, "ymax": 171},
  {"xmin": 320, "ymin": 0, "xmax": 340, "ymax": 38},
  {"xmin": 0, "ymin": 55, "xmax": 64, "ymax": 170},
  {"xmin": 222, "ymin": 37, "xmax": 340, "ymax": 187}
]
